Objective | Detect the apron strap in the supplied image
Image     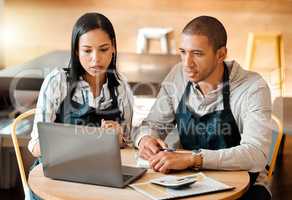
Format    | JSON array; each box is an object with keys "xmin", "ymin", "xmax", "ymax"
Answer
[
  {"xmin": 184, "ymin": 81, "xmax": 192, "ymax": 99},
  {"xmin": 106, "ymin": 80, "xmax": 124, "ymax": 121},
  {"xmin": 222, "ymin": 63, "xmax": 231, "ymax": 110},
  {"xmin": 181, "ymin": 81, "xmax": 193, "ymax": 112},
  {"xmin": 108, "ymin": 84, "xmax": 118, "ymax": 109}
]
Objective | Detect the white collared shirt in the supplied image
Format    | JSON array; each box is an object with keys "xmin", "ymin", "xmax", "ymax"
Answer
[{"xmin": 28, "ymin": 68, "xmax": 133, "ymax": 153}]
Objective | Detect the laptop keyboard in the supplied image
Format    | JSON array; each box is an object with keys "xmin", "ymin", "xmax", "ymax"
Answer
[{"xmin": 123, "ymin": 174, "xmax": 133, "ymax": 182}]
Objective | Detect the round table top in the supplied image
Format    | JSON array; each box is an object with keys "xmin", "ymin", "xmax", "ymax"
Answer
[{"xmin": 28, "ymin": 148, "xmax": 249, "ymax": 200}]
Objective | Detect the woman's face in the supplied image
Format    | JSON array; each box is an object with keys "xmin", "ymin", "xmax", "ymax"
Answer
[{"xmin": 78, "ymin": 28, "xmax": 115, "ymax": 77}]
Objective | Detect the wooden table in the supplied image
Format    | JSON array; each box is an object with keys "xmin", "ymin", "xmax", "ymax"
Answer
[{"xmin": 28, "ymin": 148, "xmax": 249, "ymax": 200}]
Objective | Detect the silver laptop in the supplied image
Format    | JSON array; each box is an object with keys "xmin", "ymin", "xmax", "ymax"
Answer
[{"xmin": 37, "ymin": 122, "xmax": 146, "ymax": 188}]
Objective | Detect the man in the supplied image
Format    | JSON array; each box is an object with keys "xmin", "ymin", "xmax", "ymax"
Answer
[{"xmin": 134, "ymin": 16, "xmax": 272, "ymax": 199}]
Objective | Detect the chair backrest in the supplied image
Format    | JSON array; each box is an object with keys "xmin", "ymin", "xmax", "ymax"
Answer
[
  {"xmin": 245, "ymin": 32, "xmax": 285, "ymax": 98},
  {"xmin": 273, "ymin": 96, "xmax": 292, "ymax": 133},
  {"xmin": 10, "ymin": 109, "xmax": 35, "ymax": 194},
  {"xmin": 267, "ymin": 114, "xmax": 284, "ymax": 178}
]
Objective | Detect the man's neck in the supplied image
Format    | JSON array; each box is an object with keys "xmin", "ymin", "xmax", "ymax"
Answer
[{"xmin": 197, "ymin": 63, "xmax": 224, "ymax": 96}]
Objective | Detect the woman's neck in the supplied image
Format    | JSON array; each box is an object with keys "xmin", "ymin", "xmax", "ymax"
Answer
[{"xmin": 84, "ymin": 73, "xmax": 106, "ymax": 98}]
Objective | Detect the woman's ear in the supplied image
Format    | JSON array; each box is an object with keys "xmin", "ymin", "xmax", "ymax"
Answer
[
  {"xmin": 112, "ymin": 39, "xmax": 116, "ymax": 54},
  {"xmin": 111, "ymin": 49, "xmax": 116, "ymax": 59},
  {"xmin": 112, "ymin": 45, "xmax": 116, "ymax": 54}
]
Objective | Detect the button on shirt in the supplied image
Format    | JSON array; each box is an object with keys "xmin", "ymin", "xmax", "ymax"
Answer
[
  {"xmin": 134, "ymin": 60, "xmax": 272, "ymax": 188},
  {"xmin": 28, "ymin": 68, "xmax": 133, "ymax": 153}
]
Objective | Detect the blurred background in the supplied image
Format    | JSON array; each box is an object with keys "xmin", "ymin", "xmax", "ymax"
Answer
[
  {"xmin": 0, "ymin": 0, "xmax": 292, "ymax": 94},
  {"xmin": 0, "ymin": 0, "xmax": 292, "ymax": 199}
]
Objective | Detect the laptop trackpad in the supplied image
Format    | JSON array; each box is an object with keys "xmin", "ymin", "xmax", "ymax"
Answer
[
  {"xmin": 122, "ymin": 165, "xmax": 145, "ymax": 175},
  {"xmin": 121, "ymin": 165, "xmax": 146, "ymax": 185}
]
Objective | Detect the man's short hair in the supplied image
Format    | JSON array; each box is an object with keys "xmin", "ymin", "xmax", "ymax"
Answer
[{"xmin": 182, "ymin": 16, "xmax": 227, "ymax": 51}]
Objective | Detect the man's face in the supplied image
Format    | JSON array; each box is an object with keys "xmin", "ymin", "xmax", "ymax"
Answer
[{"xmin": 179, "ymin": 34, "xmax": 223, "ymax": 83}]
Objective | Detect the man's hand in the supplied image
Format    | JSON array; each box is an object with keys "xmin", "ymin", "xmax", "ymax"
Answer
[
  {"xmin": 149, "ymin": 151, "xmax": 194, "ymax": 174},
  {"xmin": 138, "ymin": 135, "xmax": 167, "ymax": 160}
]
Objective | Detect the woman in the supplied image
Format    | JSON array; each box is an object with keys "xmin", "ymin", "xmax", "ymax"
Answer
[{"xmin": 28, "ymin": 12, "xmax": 133, "ymax": 157}]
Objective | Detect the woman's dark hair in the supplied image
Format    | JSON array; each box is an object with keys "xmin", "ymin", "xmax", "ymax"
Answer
[{"xmin": 67, "ymin": 12, "xmax": 120, "ymax": 99}]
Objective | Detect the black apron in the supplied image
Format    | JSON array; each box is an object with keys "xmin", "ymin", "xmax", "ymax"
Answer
[
  {"xmin": 175, "ymin": 63, "xmax": 258, "ymax": 185},
  {"xmin": 55, "ymin": 72, "xmax": 123, "ymax": 126}
]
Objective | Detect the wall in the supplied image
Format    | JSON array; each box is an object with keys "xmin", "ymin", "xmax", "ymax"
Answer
[{"xmin": 2, "ymin": 0, "xmax": 292, "ymax": 95}]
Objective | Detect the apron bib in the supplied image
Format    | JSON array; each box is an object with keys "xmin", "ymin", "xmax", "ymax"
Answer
[{"xmin": 175, "ymin": 63, "xmax": 240, "ymax": 150}]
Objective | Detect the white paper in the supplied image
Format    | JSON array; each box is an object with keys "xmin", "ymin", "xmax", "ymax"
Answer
[
  {"xmin": 132, "ymin": 96, "xmax": 156, "ymax": 127},
  {"xmin": 136, "ymin": 157, "xmax": 150, "ymax": 168},
  {"xmin": 130, "ymin": 172, "xmax": 235, "ymax": 200}
]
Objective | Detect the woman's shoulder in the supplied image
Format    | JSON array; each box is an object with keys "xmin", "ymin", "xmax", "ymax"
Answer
[
  {"xmin": 44, "ymin": 67, "xmax": 68, "ymax": 81},
  {"xmin": 115, "ymin": 75, "xmax": 133, "ymax": 98},
  {"xmin": 116, "ymin": 74, "xmax": 130, "ymax": 87},
  {"xmin": 41, "ymin": 67, "xmax": 68, "ymax": 91}
]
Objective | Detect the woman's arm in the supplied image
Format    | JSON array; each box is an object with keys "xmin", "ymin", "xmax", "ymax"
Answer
[
  {"xmin": 31, "ymin": 142, "xmax": 41, "ymax": 157},
  {"xmin": 28, "ymin": 69, "xmax": 66, "ymax": 157}
]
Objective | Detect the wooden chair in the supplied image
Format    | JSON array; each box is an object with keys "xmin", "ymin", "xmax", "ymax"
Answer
[
  {"xmin": 273, "ymin": 96, "xmax": 292, "ymax": 136},
  {"xmin": 267, "ymin": 114, "xmax": 284, "ymax": 178},
  {"xmin": 11, "ymin": 109, "xmax": 35, "ymax": 199},
  {"xmin": 245, "ymin": 32, "xmax": 285, "ymax": 97}
]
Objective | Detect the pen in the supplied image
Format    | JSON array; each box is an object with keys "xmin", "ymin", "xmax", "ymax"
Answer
[
  {"xmin": 160, "ymin": 147, "xmax": 176, "ymax": 152},
  {"xmin": 176, "ymin": 174, "xmax": 198, "ymax": 181}
]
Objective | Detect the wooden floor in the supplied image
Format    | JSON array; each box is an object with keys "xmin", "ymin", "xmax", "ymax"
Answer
[{"xmin": 1, "ymin": 136, "xmax": 292, "ymax": 200}]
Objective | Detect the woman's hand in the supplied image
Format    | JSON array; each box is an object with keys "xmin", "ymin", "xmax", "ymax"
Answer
[
  {"xmin": 32, "ymin": 142, "xmax": 41, "ymax": 158},
  {"xmin": 101, "ymin": 119, "xmax": 125, "ymax": 147}
]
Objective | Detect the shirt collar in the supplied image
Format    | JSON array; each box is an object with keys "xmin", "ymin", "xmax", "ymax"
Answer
[
  {"xmin": 74, "ymin": 77, "xmax": 111, "ymax": 102},
  {"xmin": 185, "ymin": 61, "xmax": 237, "ymax": 96},
  {"xmin": 78, "ymin": 76, "xmax": 109, "ymax": 90}
]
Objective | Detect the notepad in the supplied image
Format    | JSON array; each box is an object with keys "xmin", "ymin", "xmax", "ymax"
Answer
[{"xmin": 130, "ymin": 173, "xmax": 235, "ymax": 200}]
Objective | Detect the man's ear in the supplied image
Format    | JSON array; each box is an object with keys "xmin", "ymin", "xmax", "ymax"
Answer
[{"xmin": 216, "ymin": 47, "xmax": 227, "ymax": 63}]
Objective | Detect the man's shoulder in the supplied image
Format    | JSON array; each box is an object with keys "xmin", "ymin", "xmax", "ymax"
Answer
[{"xmin": 228, "ymin": 60, "xmax": 269, "ymax": 90}]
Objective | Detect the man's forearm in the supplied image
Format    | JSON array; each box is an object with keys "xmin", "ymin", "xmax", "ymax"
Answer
[{"xmin": 134, "ymin": 125, "xmax": 163, "ymax": 148}]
